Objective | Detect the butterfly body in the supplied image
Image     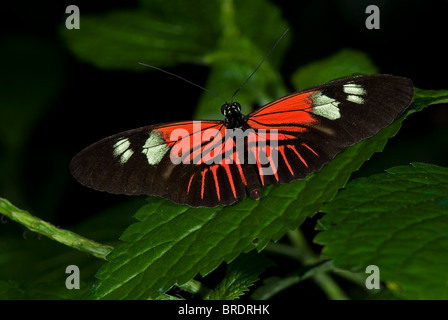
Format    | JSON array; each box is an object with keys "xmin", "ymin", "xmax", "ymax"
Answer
[{"xmin": 71, "ymin": 74, "xmax": 414, "ymax": 207}]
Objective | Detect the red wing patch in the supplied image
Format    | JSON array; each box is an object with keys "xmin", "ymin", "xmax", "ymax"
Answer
[
  {"xmin": 153, "ymin": 120, "xmax": 224, "ymax": 164},
  {"xmin": 247, "ymin": 90, "xmax": 318, "ymax": 133}
]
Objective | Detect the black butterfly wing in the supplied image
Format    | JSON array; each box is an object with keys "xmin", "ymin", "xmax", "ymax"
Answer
[
  {"xmin": 70, "ymin": 120, "xmax": 249, "ymax": 206},
  {"xmin": 246, "ymin": 74, "xmax": 414, "ymax": 189}
]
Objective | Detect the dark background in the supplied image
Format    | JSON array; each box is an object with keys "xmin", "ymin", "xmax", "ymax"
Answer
[{"xmin": 1, "ymin": 0, "xmax": 447, "ymax": 228}]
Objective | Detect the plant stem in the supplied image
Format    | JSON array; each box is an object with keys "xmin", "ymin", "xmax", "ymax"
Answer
[
  {"xmin": 178, "ymin": 279, "xmax": 212, "ymax": 299},
  {"xmin": 287, "ymin": 229, "xmax": 349, "ymax": 300},
  {"xmin": 312, "ymin": 272, "xmax": 350, "ymax": 300},
  {"xmin": 287, "ymin": 229, "xmax": 319, "ymax": 264},
  {"xmin": 0, "ymin": 197, "xmax": 113, "ymax": 260}
]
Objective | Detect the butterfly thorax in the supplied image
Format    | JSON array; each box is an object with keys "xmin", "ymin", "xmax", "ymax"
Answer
[{"xmin": 221, "ymin": 102, "xmax": 249, "ymax": 129}]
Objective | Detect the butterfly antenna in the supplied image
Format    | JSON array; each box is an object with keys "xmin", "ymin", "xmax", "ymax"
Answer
[
  {"xmin": 138, "ymin": 62, "xmax": 227, "ymax": 104},
  {"xmin": 231, "ymin": 28, "xmax": 289, "ymax": 103}
]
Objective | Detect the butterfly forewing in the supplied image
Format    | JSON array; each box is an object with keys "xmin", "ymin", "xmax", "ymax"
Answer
[
  {"xmin": 246, "ymin": 74, "xmax": 414, "ymax": 184},
  {"xmin": 71, "ymin": 74, "xmax": 414, "ymax": 207},
  {"xmin": 70, "ymin": 121, "xmax": 249, "ymax": 206}
]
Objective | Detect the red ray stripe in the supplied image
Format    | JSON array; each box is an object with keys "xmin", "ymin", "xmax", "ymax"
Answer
[
  {"xmin": 279, "ymin": 145, "xmax": 294, "ymax": 176},
  {"xmin": 301, "ymin": 142, "xmax": 319, "ymax": 156},
  {"xmin": 201, "ymin": 168, "xmax": 208, "ymax": 199},
  {"xmin": 187, "ymin": 172, "xmax": 195, "ymax": 194},
  {"xmin": 236, "ymin": 162, "xmax": 247, "ymax": 186},
  {"xmin": 288, "ymin": 145, "xmax": 308, "ymax": 167},
  {"xmin": 267, "ymin": 145, "xmax": 279, "ymax": 182},
  {"xmin": 211, "ymin": 165, "xmax": 221, "ymax": 201},
  {"xmin": 223, "ymin": 164, "xmax": 237, "ymax": 198}
]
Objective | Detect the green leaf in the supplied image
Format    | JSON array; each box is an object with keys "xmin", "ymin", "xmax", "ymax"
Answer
[
  {"xmin": 291, "ymin": 49, "xmax": 379, "ymax": 90},
  {"xmin": 89, "ymin": 87, "xmax": 445, "ymax": 300},
  {"xmin": 90, "ymin": 96, "xmax": 425, "ymax": 299},
  {"xmin": 410, "ymin": 87, "xmax": 448, "ymax": 113},
  {"xmin": 315, "ymin": 163, "xmax": 448, "ymax": 300},
  {"xmin": 60, "ymin": 0, "xmax": 288, "ymax": 73},
  {"xmin": 81, "ymin": 28, "xmax": 446, "ymax": 297},
  {"xmin": 60, "ymin": 0, "xmax": 289, "ymax": 121},
  {"xmin": 207, "ymin": 252, "xmax": 275, "ymax": 300},
  {"xmin": 60, "ymin": 7, "xmax": 219, "ymax": 71}
]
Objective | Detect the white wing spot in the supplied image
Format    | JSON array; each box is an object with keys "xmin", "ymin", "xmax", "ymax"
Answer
[
  {"xmin": 344, "ymin": 82, "xmax": 366, "ymax": 104},
  {"xmin": 142, "ymin": 132, "xmax": 170, "ymax": 165},
  {"xmin": 120, "ymin": 149, "xmax": 134, "ymax": 164},
  {"xmin": 113, "ymin": 138, "xmax": 134, "ymax": 164},
  {"xmin": 311, "ymin": 92, "xmax": 341, "ymax": 120},
  {"xmin": 343, "ymin": 83, "xmax": 366, "ymax": 96},
  {"xmin": 346, "ymin": 94, "xmax": 365, "ymax": 104},
  {"xmin": 113, "ymin": 138, "xmax": 130, "ymax": 156}
]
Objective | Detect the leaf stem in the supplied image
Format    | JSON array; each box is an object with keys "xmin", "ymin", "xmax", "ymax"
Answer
[
  {"xmin": 178, "ymin": 279, "xmax": 212, "ymax": 299},
  {"xmin": 0, "ymin": 197, "xmax": 113, "ymax": 260},
  {"xmin": 287, "ymin": 229, "xmax": 319, "ymax": 264},
  {"xmin": 287, "ymin": 229, "xmax": 349, "ymax": 300},
  {"xmin": 312, "ymin": 272, "xmax": 350, "ymax": 300}
]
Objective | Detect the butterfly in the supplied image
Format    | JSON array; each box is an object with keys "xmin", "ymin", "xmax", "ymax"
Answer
[{"xmin": 70, "ymin": 74, "xmax": 414, "ymax": 207}]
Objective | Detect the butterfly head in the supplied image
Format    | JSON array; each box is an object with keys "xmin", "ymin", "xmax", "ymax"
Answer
[
  {"xmin": 221, "ymin": 102, "xmax": 241, "ymax": 117},
  {"xmin": 221, "ymin": 102, "xmax": 247, "ymax": 129}
]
